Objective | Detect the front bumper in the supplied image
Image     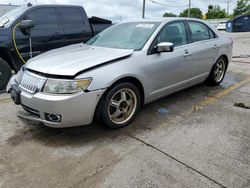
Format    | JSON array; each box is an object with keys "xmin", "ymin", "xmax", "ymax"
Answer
[{"xmin": 8, "ymin": 76, "xmax": 105, "ymax": 128}]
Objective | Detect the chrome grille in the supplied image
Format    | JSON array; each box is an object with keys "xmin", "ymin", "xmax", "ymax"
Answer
[{"xmin": 19, "ymin": 71, "xmax": 46, "ymax": 94}]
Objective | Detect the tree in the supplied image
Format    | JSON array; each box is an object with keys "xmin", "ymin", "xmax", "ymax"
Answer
[
  {"xmin": 205, "ymin": 5, "xmax": 227, "ymax": 19},
  {"xmin": 233, "ymin": 0, "xmax": 250, "ymax": 16},
  {"xmin": 163, "ymin": 12, "xmax": 177, "ymax": 17},
  {"xmin": 179, "ymin": 8, "xmax": 203, "ymax": 19}
]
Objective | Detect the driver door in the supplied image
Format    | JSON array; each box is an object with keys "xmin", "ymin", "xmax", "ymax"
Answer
[
  {"xmin": 145, "ymin": 21, "xmax": 193, "ymax": 101},
  {"xmin": 15, "ymin": 7, "xmax": 64, "ymax": 61}
]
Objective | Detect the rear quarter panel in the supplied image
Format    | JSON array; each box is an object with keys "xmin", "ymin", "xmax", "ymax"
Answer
[{"xmin": 212, "ymin": 28, "xmax": 233, "ymax": 64}]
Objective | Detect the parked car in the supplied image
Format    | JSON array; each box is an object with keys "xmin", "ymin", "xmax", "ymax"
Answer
[
  {"xmin": 0, "ymin": 5, "xmax": 112, "ymax": 90},
  {"xmin": 217, "ymin": 21, "xmax": 226, "ymax": 30},
  {"xmin": 7, "ymin": 18, "xmax": 233, "ymax": 129}
]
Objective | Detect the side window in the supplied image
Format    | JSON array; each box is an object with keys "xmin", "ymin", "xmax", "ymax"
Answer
[
  {"xmin": 189, "ymin": 22, "xmax": 210, "ymax": 42},
  {"xmin": 157, "ymin": 22, "xmax": 187, "ymax": 47},
  {"xmin": 60, "ymin": 8, "xmax": 84, "ymax": 28},
  {"xmin": 27, "ymin": 8, "xmax": 58, "ymax": 29},
  {"xmin": 209, "ymin": 29, "xmax": 216, "ymax": 39}
]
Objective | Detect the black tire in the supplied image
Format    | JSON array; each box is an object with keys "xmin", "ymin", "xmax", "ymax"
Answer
[
  {"xmin": 206, "ymin": 57, "xmax": 227, "ymax": 86},
  {"xmin": 97, "ymin": 82, "xmax": 141, "ymax": 129},
  {"xmin": 0, "ymin": 58, "xmax": 12, "ymax": 91}
]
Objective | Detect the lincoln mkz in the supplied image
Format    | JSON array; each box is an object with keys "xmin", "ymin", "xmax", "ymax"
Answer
[{"xmin": 7, "ymin": 18, "xmax": 233, "ymax": 129}]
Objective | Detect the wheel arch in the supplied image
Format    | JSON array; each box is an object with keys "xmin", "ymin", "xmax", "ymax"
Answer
[
  {"xmin": 0, "ymin": 48, "xmax": 15, "ymax": 70},
  {"xmin": 93, "ymin": 76, "xmax": 145, "ymax": 125},
  {"xmin": 107, "ymin": 76, "xmax": 145, "ymax": 106},
  {"xmin": 218, "ymin": 54, "xmax": 229, "ymax": 68}
]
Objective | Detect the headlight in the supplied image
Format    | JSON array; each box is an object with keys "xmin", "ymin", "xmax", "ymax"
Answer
[
  {"xmin": 43, "ymin": 78, "xmax": 92, "ymax": 94},
  {"xmin": 16, "ymin": 67, "xmax": 24, "ymax": 84}
]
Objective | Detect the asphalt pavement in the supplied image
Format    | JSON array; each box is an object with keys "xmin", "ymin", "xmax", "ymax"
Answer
[{"xmin": 0, "ymin": 32, "xmax": 250, "ymax": 188}]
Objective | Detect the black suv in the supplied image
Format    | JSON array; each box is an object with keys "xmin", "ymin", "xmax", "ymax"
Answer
[{"xmin": 0, "ymin": 5, "xmax": 111, "ymax": 90}]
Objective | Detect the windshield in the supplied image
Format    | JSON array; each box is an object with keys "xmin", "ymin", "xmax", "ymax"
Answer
[
  {"xmin": 86, "ymin": 22, "xmax": 160, "ymax": 51},
  {"xmin": 0, "ymin": 7, "xmax": 27, "ymax": 28}
]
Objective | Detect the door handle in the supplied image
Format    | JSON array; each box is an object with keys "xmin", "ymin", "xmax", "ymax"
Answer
[
  {"xmin": 213, "ymin": 44, "xmax": 219, "ymax": 49},
  {"xmin": 183, "ymin": 51, "xmax": 192, "ymax": 57}
]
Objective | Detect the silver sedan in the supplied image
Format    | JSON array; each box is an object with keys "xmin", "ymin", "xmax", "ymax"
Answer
[{"xmin": 7, "ymin": 18, "xmax": 233, "ymax": 129}]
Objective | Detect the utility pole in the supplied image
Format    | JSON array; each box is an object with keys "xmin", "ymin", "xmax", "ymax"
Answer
[
  {"xmin": 227, "ymin": 0, "xmax": 229, "ymax": 15},
  {"xmin": 188, "ymin": 0, "xmax": 191, "ymax": 17},
  {"xmin": 142, "ymin": 0, "xmax": 146, "ymax": 18}
]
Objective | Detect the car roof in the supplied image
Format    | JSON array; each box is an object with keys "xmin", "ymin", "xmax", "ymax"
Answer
[
  {"xmin": 27, "ymin": 4, "xmax": 83, "ymax": 9},
  {"xmin": 121, "ymin": 17, "xmax": 207, "ymax": 24}
]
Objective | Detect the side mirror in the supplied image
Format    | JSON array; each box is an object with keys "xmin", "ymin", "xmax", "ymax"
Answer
[
  {"xmin": 18, "ymin": 20, "xmax": 34, "ymax": 35},
  {"xmin": 156, "ymin": 42, "xmax": 174, "ymax": 53},
  {"xmin": 18, "ymin": 20, "xmax": 35, "ymax": 58}
]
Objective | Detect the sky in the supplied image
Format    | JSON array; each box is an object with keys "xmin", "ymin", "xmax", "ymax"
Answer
[{"xmin": 1, "ymin": 0, "xmax": 237, "ymax": 22}]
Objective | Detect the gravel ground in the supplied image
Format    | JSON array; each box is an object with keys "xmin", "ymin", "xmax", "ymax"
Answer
[{"xmin": 0, "ymin": 31, "xmax": 250, "ymax": 188}]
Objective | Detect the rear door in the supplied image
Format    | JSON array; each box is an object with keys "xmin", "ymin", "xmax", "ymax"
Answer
[
  {"xmin": 146, "ymin": 21, "xmax": 192, "ymax": 100},
  {"xmin": 59, "ymin": 7, "xmax": 93, "ymax": 45},
  {"xmin": 186, "ymin": 21, "xmax": 220, "ymax": 83}
]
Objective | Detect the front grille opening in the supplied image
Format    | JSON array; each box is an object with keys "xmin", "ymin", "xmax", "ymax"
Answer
[
  {"xmin": 22, "ymin": 105, "xmax": 40, "ymax": 118},
  {"xmin": 19, "ymin": 71, "xmax": 46, "ymax": 94}
]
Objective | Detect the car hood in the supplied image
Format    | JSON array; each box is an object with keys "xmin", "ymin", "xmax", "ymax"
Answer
[{"xmin": 26, "ymin": 44, "xmax": 134, "ymax": 76}]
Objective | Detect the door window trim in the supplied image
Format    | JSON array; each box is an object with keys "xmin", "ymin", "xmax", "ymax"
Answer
[
  {"xmin": 186, "ymin": 20, "xmax": 218, "ymax": 44},
  {"xmin": 147, "ymin": 20, "xmax": 189, "ymax": 55},
  {"xmin": 59, "ymin": 7, "xmax": 85, "ymax": 29},
  {"xmin": 24, "ymin": 7, "xmax": 59, "ymax": 30}
]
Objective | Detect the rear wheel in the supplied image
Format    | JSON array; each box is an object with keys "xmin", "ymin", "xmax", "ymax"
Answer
[
  {"xmin": 97, "ymin": 82, "xmax": 141, "ymax": 129},
  {"xmin": 206, "ymin": 57, "xmax": 227, "ymax": 86},
  {"xmin": 0, "ymin": 58, "xmax": 12, "ymax": 91}
]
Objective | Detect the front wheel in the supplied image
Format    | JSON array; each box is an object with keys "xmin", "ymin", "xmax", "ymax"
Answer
[
  {"xmin": 97, "ymin": 82, "xmax": 141, "ymax": 129},
  {"xmin": 0, "ymin": 58, "xmax": 12, "ymax": 91},
  {"xmin": 206, "ymin": 57, "xmax": 227, "ymax": 86}
]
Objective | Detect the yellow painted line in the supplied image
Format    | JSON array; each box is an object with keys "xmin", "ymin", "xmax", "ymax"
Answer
[
  {"xmin": 0, "ymin": 98, "xmax": 12, "ymax": 104},
  {"xmin": 192, "ymin": 76, "xmax": 250, "ymax": 112}
]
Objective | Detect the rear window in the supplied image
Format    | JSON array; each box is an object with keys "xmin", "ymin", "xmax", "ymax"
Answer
[{"xmin": 60, "ymin": 7, "xmax": 84, "ymax": 28}]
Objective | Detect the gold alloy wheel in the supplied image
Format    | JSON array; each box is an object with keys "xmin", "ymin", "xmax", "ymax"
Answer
[{"xmin": 108, "ymin": 88, "xmax": 137, "ymax": 125}]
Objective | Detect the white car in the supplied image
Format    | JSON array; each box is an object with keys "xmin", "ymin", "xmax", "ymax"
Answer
[{"xmin": 217, "ymin": 22, "xmax": 226, "ymax": 30}]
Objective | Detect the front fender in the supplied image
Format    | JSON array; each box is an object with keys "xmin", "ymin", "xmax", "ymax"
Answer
[{"xmin": 75, "ymin": 52, "xmax": 151, "ymax": 103}]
